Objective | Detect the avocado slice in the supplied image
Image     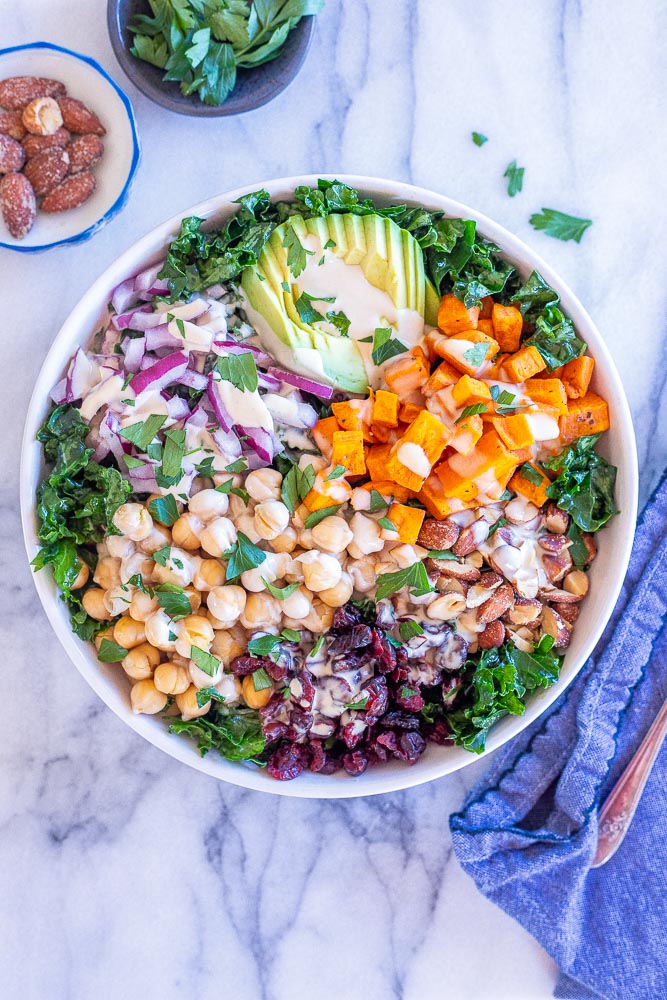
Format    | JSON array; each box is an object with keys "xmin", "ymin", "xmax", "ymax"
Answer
[{"xmin": 241, "ymin": 212, "xmax": 430, "ymax": 393}]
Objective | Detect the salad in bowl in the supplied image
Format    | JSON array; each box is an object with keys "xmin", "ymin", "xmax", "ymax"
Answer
[{"xmin": 28, "ymin": 177, "xmax": 625, "ymax": 785}]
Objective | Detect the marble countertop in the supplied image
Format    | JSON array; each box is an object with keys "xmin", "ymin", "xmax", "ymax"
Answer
[{"xmin": 1, "ymin": 1, "xmax": 664, "ymax": 997}]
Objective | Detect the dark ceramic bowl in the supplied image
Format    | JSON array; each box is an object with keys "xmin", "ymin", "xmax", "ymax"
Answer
[{"xmin": 107, "ymin": 0, "xmax": 316, "ymax": 116}]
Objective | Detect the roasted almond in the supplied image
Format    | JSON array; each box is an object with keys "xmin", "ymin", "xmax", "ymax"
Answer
[
  {"xmin": 41, "ymin": 171, "xmax": 95, "ymax": 212},
  {"xmin": 477, "ymin": 582, "xmax": 515, "ymax": 625},
  {"xmin": 417, "ymin": 518, "xmax": 460, "ymax": 551},
  {"xmin": 24, "ymin": 148, "xmax": 70, "ymax": 197},
  {"xmin": 66, "ymin": 133, "xmax": 103, "ymax": 173},
  {"xmin": 22, "ymin": 97, "xmax": 63, "ymax": 136},
  {"xmin": 22, "ymin": 127, "xmax": 70, "ymax": 158},
  {"xmin": 478, "ymin": 620, "xmax": 506, "ymax": 649},
  {"xmin": 57, "ymin": 97, "xmax": 106, "ymax": 136},
  {"xmin": 0, "ymin": 76, "xmax": 66, "ymax": 110},
  {"xmin": 0, "ymin": 172, "xmax": 36, "ymax": 238},
  {"xmin": 0, "ymin": 110, "xmax": 26, "ymax": 140},
  {"xmin": 0, "ymin": 133, "xmax": 25, "ymax": 173}
]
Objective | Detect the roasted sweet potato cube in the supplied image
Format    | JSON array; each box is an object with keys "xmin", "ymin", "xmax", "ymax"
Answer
[
  {"xmin": 490, "ymin": 413, "xmax": 535, "ymax": 451},
  {"xmin": 386, "ymin": 503, "xmax": 426, "ymax": 544},
  {"xmin": 359, "ymin": 480, "xmax": 415, "ymax": 503},
  {"xmin": 479, "ymin": 295, "xmax": 494, "ymax": 320},
  {"xmin": 449, "ymin": 413, "xmax": 484, "ymax": 455},
  {"xmin": 312, "ymin": 416, "xmax": 338, "ymax": 457},
  {"xmin": 477, "ymin": 319, "xmax": 494, "ymax": 336},
  {"xmin": 491, "ymin": 303, "xmax": 523, "ymax": 353},
  {"xmin": 423, "ymin": 360, "xmax": 460, "ymax": 397},
  {"xmin": 502, "ymin": 346, "xmax": 547, "ymax": 383},
  {"xmin": 451, "ymin": 374, "xmax": 492, "ymax": 408},
  {"xmin": 384, "ymin": 346, "xmax": 430, "ymax": 394},
  {"xmin": 437, "ymin": 293, "xmax": 475, "ymax": 334},
  {"xmin": 524, "ymin": 377, "xmax": 568, "ymax": 415},
  {"xmin": 400, "ymin": 409, "xmax": 451, "ymax": 466},
  {"xmin": 508, "ymin": 463, "xmax": 550, "ymax": 507},
  {"xmin": 436, "ymin": 329, "xmax": 499, "ymax": 376},
  {"xmin": 372, "ymin": 389, "xmax": 399, "ymax": 427},
  {"xmin": 332, "ymin": 399, "xmax": 373, "ymax": 442},
  {"xmin": 384, "ymin": 452, "xmax": 429, "ymax": 492},
  {"xmin": 419, "ymin": 472, "xmax": 474, "ymax": 518},
  {"xmin": 366, "ymin": 442, "xmax": 394, "ymax": 481},
  {"xmin": 331, "ymin": 429, "xmax": 366, "ymax": 476},
  {"xmin": 561, "ymin": 355, "xmax": 595, "ymax": 399},
  {"xmin": 398, "ymin": 401, "xmax": 423, "ymax": 423},
  {"xmin": 434, "ymin": 462, "xmax": 478, "ymax": 501},
  {"xmin": 559, "ymin": 392, "xmax": 610, "ymax": 443}
]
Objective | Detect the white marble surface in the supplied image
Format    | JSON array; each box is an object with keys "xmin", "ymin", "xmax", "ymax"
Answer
[{"xmin": 1, "ymin": 1, "xmax": 665, "ymax": 997}]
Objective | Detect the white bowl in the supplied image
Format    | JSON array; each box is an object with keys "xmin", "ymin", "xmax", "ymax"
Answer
[
  {"xmin": 20, "ymin": 175, "xmax": 639, "ymax": 797},
  {"xmin": 0, "ymin": 41, "xmax": 140, "ymax": 252}
]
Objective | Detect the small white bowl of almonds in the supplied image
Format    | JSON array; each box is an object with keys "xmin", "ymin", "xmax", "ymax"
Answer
[{"xmin": 0, "ymin": 41, "xmax": 140, "ymax": 252}]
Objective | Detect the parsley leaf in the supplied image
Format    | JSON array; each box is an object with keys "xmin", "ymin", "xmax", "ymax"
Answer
[
  {"xmin": 215, "ymin": 351, "xmax": 258, "ymax": 392},
  {"xmin": 529, "ymin": 208, "xmax": 593, "ymax": 243},
  {"xmin": 190, "ymin": 646, "xmax": 220, "ymax": 677},
  {"xmin": 148, "ymin": 494, "xmax": 180, "ymax": 526},
  {"xmin": 294, "ymin": 290, "xmax": 335, "ymax": 324},
  {"xmin": 261, "ymin": 578, "xmax": 301, "ymax": 600},
  {"xmin": 375, "ymin": 562, "xmax": 433, "ymax": 601},
  {"xmin": 224, "ymin": 531, "xmax": 266, "ymax": 581},
  {"xmin": 153, "ymin": 545, "xmax": 171, "ymax": 567},
  {"xmin": 119, "ymin": 414, "xmax": 167, "ymax": 451},
  {"xmin": 378, "ymin": 516, "xmax": 397, "ymax": 532},
  {"xmin": 504, "ymin": 160, "xmax": 524, "ymax": 197},
  {"xmin": 326, "ymin": 465, "xmax": 346, "ymax": 481},
  {"xmin": 155, "ymin": 583, "xmax": 191, "ymax": 620},
  {"xmin": 252, "ymin": 667, "xmax": 273, "ymax": 691},
  {"xmin": 196, "ymin": 686, "xmax": 226, "ymax": 708},
  {"xmin": 455, "ymin": 403, "xmax": 488, "ymax": 423},
  {"xmin": 281, "ymin": 463, "xmax": 316, "ymax": 512},
  {"xmin": 472, "ymin": 132, "xmax": 488, "ymax": 146},
  {"xmin": 371, "ymin": 327, "xmax": 407, "ymax": 366},
  {"xmin": 326, "ymin": 310, "xmax": 351, "ymax": 337},
  {"xmin": 462, "ymin": 343, "xmax": 490, "ymax": 368},
  {"xmin": 304, "ymin": 505, "xmax": 342, "ymax": 529},
  {"xmin": 369, "ymin": 489, "xmax": 390, "ymax": 512},
  {"xmin": 520, "ymin": 463, "xmax": 545, "ymax": 486},
  {"xmin": 156, "ymin": 428, "xmax": 186, "ymax": 488},
  {"xmin": 282, "ymin": 225, "xmax": 311, "ymax": 278},
  {"xmin": 398, "ymin": 620, "xmax": 424, "ymax": 641},
  {"xmin": 97, "ymin": 638, "xmax": 128, "ymax": 663}
]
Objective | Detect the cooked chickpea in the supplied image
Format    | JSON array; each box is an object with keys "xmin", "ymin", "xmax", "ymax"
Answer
[
  {"xmin": 234, "ymin": 512, "xmax": 263, "ymax": 544},
  {"xmin": 294, "ymin": 598, "xmax": 334, "ymax": 633},
  {"xmin": 427, "ymin": 593, "xmax": 467, "ymax": 620},
  {"xmin": 241, "ymin": 552, "xmax": 291, "ymax": 592},
  {"xmin": 281, "ymin": 586, "xmax": 313, "ymax": 620},
  {"xmin": 184, "ymin": 586, "xmax": 202, "ymax": 613},
  {"xmin": 113, "ymin": 503, "xmax": 154, "ymax": 541},
  {"xmin": 93, "ymin": 556, "xmax": 121, "ymax": 591},
  {"xmin": 175, "ymin": 684, "xmax": 211, "ymax": 721},
  {"xmin": 311, "ymin": 515, "xmax": 354, "ymax": 554},
  {"xmin": 348, "ymin": 513, "xmax": 384, "ymax": 556},
  {"xmin": 175, "ymin": 614, "xmax": 215, "ymax": 659},
  {"xmin": 129, "ymin": 589, "xmax": 160, "ymax": 622},
  {"xmin": 130, "ymin": 679, "xmax": 168, "ymax": 714},
  {"xmin": 152, "ymin": 548, "xmax": 195, "ymax": 587},
  {"xmin": 192, "ymin": 559, "xmax": 226, "ymax": 591},
  {"xmin": 71, "ymin": 561, "xmax": 89, "ymax": 590},
  {"xmin": 564, "ymin": 570, "xmax": 589, "ymax": 596},
  {"xmin": 200, "ymin": 517, "xmax": 237, "ymax": 558},
  {"xmin": 122, "ymin": 642, "xmax": 161, "ymax": 681},
  {"xmin": 172, "ymin": 513, "xmax": 204, "ymax": 550},
  {"xmin": 346, "ymin": 559, "xmax": 376, "ymax": 594},
  {"xmin": 93, "ymin": 627, "xmax": 113, "ymax": 651},
  {"xmin": 120, "ymin": 552, "xmax": 154, "ymax": 584},
  {"xmin": 188, "ymin": 488, "xmax": 229, "ymax": 522},
  {"xmin": 245, "ymin": 467, "xmax": 283, "ymax": 502},
  {"xmin": 227, "ymin": 491, "xmax": 250, "ymax": 520},
  {"xmin": 207, "ymin": 585, "xmax": 246, "ymax": 627},
  {"xmin": 82, "ymin": 587, "xmax": 112, "ymax": 621},
  {"xmin": 254, "ymin": 500, "xmax": 290, "ymax": 540},
  {"xmin": 114, "ymin": 615, "xmax": 146, "ymax": 649},
  {"xmin": 154, "ymin": 661, "xmax": 191, "ymax": 695},
  {"xmin": 139, "ymin": 524, "xmax": 172, "ymax": 555},
  {"xmin": 298, "ymin": 550, "xmax": 342, "ymax": 593},
  {"xmin": 270, "ymin": 526, "xmax": 298, "ymax": 553},
  {"xmin": 189, "ymin": 656, "xmax": 223, "ymax": 689},
  {"xmin": 240, "ymin": 592, "xmax": 282, "ymax": 630},
  {"xmin": 144, "ymin": 609, "xmax": 178, "ymax": 652},
  {"xmin": 242, "ymin": 673, "xmax": 274, "ymax": 709},
  {"xmin": 319, "ymin": 572, "xmax": 354, "ymax": 608},
  {"xmin": 216, "ymin": 673, "xmax": 242, "ymax": 704},
  {"xmin": 390, "ymin": 544, "xmax": 422, "ymax": 570},
  {"xmin": 210, "ymin": 628, "xmax": 245, "ymax": 663},
  {"xmin": 106, "ymin": 535, "xmax": 135, "ymax": 559}
]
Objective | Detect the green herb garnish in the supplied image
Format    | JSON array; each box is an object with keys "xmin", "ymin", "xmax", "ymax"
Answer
[
  {"xmin": 97, "ymin": 638, "xmax": 128, "ymax": 663},
  {"xmin": 148, "ymin": 494, "xmax": 180, "ymax": 526},
  {"xmin": 119, "ymin": 414, "xmax": 167, "ymax": 451},
  {"xmin": 190, "ymin": 646, "xmax": 220, "ymax": 677},
  {"xmin": 224, "ymin": 531, "xmax": 266, "ymax": 581},
  {"xmin": 472, "ymin": 132, "xmax": 488, "ymax": 146},
  {"xmin": 375, "ymin": 562, "xmax": 433, "ymax": 601},
  {"xmin": 504, "ymin": 160, "xmax": 524, "ymax": 197},
  {"xmin": 398, "ymin": 620, "xmax": 424, "ymax": 641},
  {"xmin": 216, "ymin": 351, "xmax": 258, "ymax": 392},
  {"xmin": 304, "ymin": 505, "xmax": 342, "ymax": 529},
  {"xmin": 455, "ymin": 403, "xmax": 488, "ymax": 423},
  {"xmin": 371, "ymin": 327, "xmax": 407, "ymax": 366},
  {"xmin": 529, "ymin": 208, "xmax": 592, "ymax": 243}
]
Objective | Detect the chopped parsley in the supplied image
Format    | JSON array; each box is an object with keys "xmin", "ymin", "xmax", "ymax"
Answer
[
  {"xmin": 455, "ymin": 403, "xmax": 488, "ymax": 423},
  {"xmin": 529, "ymin": 208, "xmax": 593, "ymax": 243},
  {"xmin": 304, "ymin": 505, "xmax": 342, "ymax": 529},
  {"xmin": 398, "ymin": 620, "xmax": 424, "ymax": 641},
  {"xmin": 371, "ymin": 327, "xmax": 407, "ymax": 366},
  {"xmin": 472, "ymin": 132, "xmax": 488, "ymax": 146},
  {"xmin": 375, "ymin": 562, "xmax": 433, "ymax": 601},
  {"xmin": 223, "ymin": 531, "xmax": 266, "ymax": 582},
  {"xmin": 190, "ymin": 646, "xmax": 220, "ymax": 677},
  {"xmin": 504, "ymin": 160, "xmax": 524, "ymax": 197},
  {"xmin": 215, "ymin": 351, "xmax": 258, "ymax": 392},
  {"xmin": 118, "ymin": 414, "xmax": 167, "ymax": 451},
  {"xmin": 148, "ymin": 494, "xmax": 180, "ymax": 526}
]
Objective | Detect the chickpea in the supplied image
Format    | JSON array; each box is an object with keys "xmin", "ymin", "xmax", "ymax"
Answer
[
  {"xmin": 297, "ymin": 550, "xmax": 342, "ymax": 593},
  {"xmin": 93, "ymin": 627, "xmax": 113, "ymax": 651},
  {"xmin": 297, "ymin": 528, "xmax": 314, "ymax": 549},
  {"xmin": 106, "ymin": 535, "xmax": 135, "ymax": 559},
  {"xmin": 172, "ymin": 513, "xmax": 204, "ymax": 551},
  {"xmin": 129, "ymin": 589, "xmax": 160, "ymax": 622},
  {"xmin": 234, "ymin": 512, "xmax": 263, "ymax": 544},
  {"xmin": 254, "ymin": 500, "xmax": 290, "ymax": 541},
  {"xmin": 240, "ymin": 592, "xmax": 282, "ymax": 630},
  {"xmin": 211, "ymin": 628, "xmax": 245, "ymax": 663},
  {"xmin": 319, "ymin": 572, "xmax": 354, "ymax": 608},
  {"xmin": 154, "ymin": 661, "xmax": 191, "ymax": 695},
  {"xmin": 152, "ymin": 548, "xmax": 196, "ymax": 588},
  {"xmin": 346, "ymin": 559, "xmax": 376, "ymax": 594},
  {"xmin": 139, "ymin": 524, "xmax": 172, "ymax": 555},
  {"xmin": 192, "ymin": 558, "xmax": 226, "ymax": 591},
  {"xmin": 130, "ymin": 679, "xmax": 168, "ymax": 715},
  {"xmin": 113, "ymin": 503, "xmax": 154, "ymax": 542},
  {"xmin": 71, "ymin": 561, "xmax": 89, "ymax": 590},
  {"xmin": 184, "ymin": 586, "xmax": 202, "ymax": 613},
  {"xmin": 207, "ymin": 585, "xmax": 246, "ymax": 627},
  {"xmin": 122, "ymin": 642, "xmax": 161, "ymax": 681},
  {"xmin": 189, "ymin": 657, "xmax": 223, "ymax": 689},
  {"xmin": 175, "ymin": 685, "xmax": 211, "ymax": 721},
  {"xmin": 270, "ymin": 526, "xmax": 298, "ymax": 553},
  {"xmin": 93, "ymin": 556, "xmax": 122, "ymax": 591},
  {"xmin": 281, "ymin": 586, "xmax": 313, "ymax": 620},
  {"xmin": 175, "ymin": 614, "xmax": 215, "ymax": 659},
  {"xmin": 113, "ymin": 615, "xmax": 146, "ymax": 649},
  {"xmin": 241, "ymin": 552, "xmax": 291, "ymax": 592},
  {"xmin": 200, "ymin": 517, "xmax": 237, "ymax": 558},
  {"xmin": 216, "ymin": 673, "xmax": 242, "ymax": 705},
  {"xmin": 245, "ymin": 467, "xmax": 283, "ymax": 502},
  {"xmin": 242, "ymin": 673, "xmax": 274, "ymax": 709},
  {"xmin": 299, "ymin": 453, "xmax": 328, "ymax": 473},
  {"xmin": 120, "ymin": 552, "xmax": 154, "ymax": 585},
  {"xmin": 227, "ymin": 491, "xmax": 250, "ymax": 521},
  {"xmin": 82, "ymin": 587, "xmax": 112, "ymax": 621},
  {"xmin": 349, "ymin": 513, "xmax": 384, "ymax": 556},
  {"xmin": 293, "ymin": 598, "xmax": 333, "ymax": 633},
  {"xmin": 390, "ymin": 544, "xmax": 422, "ymax": 570},
  {"xmin": 144, "ymin": 609, "xmax": 178, "ymax": 652},
  {"xmin": 564, "ymin": 570, "xmax": 589, "ymax": 597},
  {"xmin": 311, "ymin": 516, "xmax": 354, "ymax": 554},
  {"xmin": 188, "ymin": 488, "xmax": 229, "ymax": 522},
  {"xmin": 427, "ymin": 593, "xmax": 467, "ymax": 620}
]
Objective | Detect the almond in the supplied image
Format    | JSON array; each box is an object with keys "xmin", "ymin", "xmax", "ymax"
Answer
[
  {"xmin": 24, "ymin": 148, "xmax": 70, "ymax": 197},
  {"xmin": 0, "ymin": 110, "xmax": 26, "ymax": 140},
  {"xmin": 0, "ymin": 134, "xmax": 25, "ymax": 173},
  {"xmin": 417, "ymin": 518, "xmax": 460, "ymax": 551},
  {"xmin": 0, "ymin": 76, "xmax": 66, "ymax": 110},
  {"xmin": 452, "ymin": 518, "xmax": 490, "ymax": 557},
  {"xmin": 22, "ymin": 127, "xmax": 70, "ymax": 158},
  {"xmin": 477, "ymin": 582, "xmax": 515, "ymax": 625},
  {"xmin": 57, "ymin": 97, "xmax": 106, "ymax": 136},
  {"xmin": 478, "ymin": 620, "xmax": 506, "ymax": 649},
  {"xmin": 0, "ymin": 172, "xmax": 36, "ymax": 239},
  {"xmin": 41, "ymin": 171, "xmax": 95, "ymax": 213},
  {"xmin": 22, "ymin": 97, "xmax": 63, "ymax": 136},
  {"xmin": 67, "ymin": 134, "xmax": 104, "ymax": 173}
]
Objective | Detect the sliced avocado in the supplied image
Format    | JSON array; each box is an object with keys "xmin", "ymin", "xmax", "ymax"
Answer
[
  {"xmin": 241, "ymin": 212, "xmax": 430, "ymax": 393},
  {"xmin": 425, "ymin": 278, "xmax": 440, "ymax": 326}
]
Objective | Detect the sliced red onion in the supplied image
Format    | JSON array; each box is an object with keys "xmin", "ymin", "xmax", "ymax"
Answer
[
  {"xmin": 185, "ymin": 405, "xmax": 208, "ymax": 429},
  {"xmin": 115, "ymin": 307, "xmax": 166, "ymax": 333},
  {"xmin": 111, "ymin": 277, "xmax": 138, "ymax": 315},
  {"xmin": 127, "ymin": 468, "xmax": 160, "ymax": 494},
  {"xmin": 236, "ymin": 424, "xmax": 275, "ymax": 464},
  {"xmin": 207, "ymin": 377, "xmax": 234, "ymax": 433},
  {"xmin": 204, "ymin": 284, "xmax": 226, "ymax": 299},
  {"xmin": 133, "ymin": 262, "xmax": 164, "ymax": 294},
  {"xmin": 257, "ymin": 372, "xmax": 283, "ymax": 392},
  {"xmin": 122, "ymin": 335, "xmax": 146, "ymax": 374},
  {"xmin": 112, "ymin": 304, "xmax": 152, "ymax": 331},
  {"xmin": 176, "ymin": 368, "xmax": 208, "ymax": 391},
  {"xmin": 165, "ymin": 395, "xmax": 191, "ymax": 421},
  {"xmin": 144, "ymin": 325, "xmax": 176, "ymax": 351},
  {"xmin": 50, "ymin": 377, "xmax": 68, "ymax": 405},
  {"xmin": 267, "ymin": 366, "xmax": 334, "ymax": 400},
  {"xmin": 68, "ymin": 348, "xmax": 100, "ymax": 402},
  {"xmin": 129, "ymin": 351, "xmax": 189, "ymax": 395},
  {"xmin": 145, "ymin": 281, "xmax": 169, "ymax": 296},
  {"xmin": 211, "ymin": 427, "xmax": 242, "ymax": 460},
  {"xmin": 212, "ymin": 341, "xmax": 272, "ymax": 366},
  {"xmin": 101, "ymin": 324, "xmax": 121, "ymax": 355},
  {"xmin": 99, "ymin": 410, "xmax": 129, "ymax": 467}
]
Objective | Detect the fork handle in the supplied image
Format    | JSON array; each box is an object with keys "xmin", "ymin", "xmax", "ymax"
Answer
[{"xmin": 592, "ymin": 697, "xmax": 667, "ymax": 868}]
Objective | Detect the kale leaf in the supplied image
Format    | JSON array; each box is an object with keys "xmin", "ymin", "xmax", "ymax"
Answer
[
  {"xmin": 510, "ymin": 270, "xmax": 587, "ymax": 371},
  {"xmin": 169, "ymin": 705, "xmax": 266, "ymax": 762},
  {"xmin": 541, "ymin": 434, "xmax": 618, "ymax": 532}
]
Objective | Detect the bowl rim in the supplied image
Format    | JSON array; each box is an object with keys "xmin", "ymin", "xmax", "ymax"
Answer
[
  {"xmin": 19, "ymin": 173, "xmax": 639, "ymax": 797},
  {"xmin": 106, "ymin": 2, "xmax": 316, "ymax": 117},
  {"xmin": 0, "ymin": 40, "xmax": 141, "ymax": 253}
]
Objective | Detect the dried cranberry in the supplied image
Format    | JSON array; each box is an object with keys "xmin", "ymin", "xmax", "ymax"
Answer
[
  {"xmin": 371, "ymin": 628, "xmax": 397, "ymax": 673},
  {"xmin": 331, "ymin": 604, "xmax": 361, "ymax": 631},
  {"xmin": 285, "ymin": 707, "xmax": 313, "ymax": 741},
  {"xmin": 290, "ymin": 668, "xmax": 315, "ymax": 707},
  {"xmin": 263, "ymin": 721, "xmax": 289, "ymax": 744},
  {"xmin": 229, "ymin": 654, "xmax": 273, "ymax": 676},
  {"xmin": 395, "ymin": 731, "xmax": 426, "ymax": 763},
  {"xmin": 331, "ymin": 649, "xmax": 373, "ymax": 673},
  {"xmin": 395, "ymin": 685, "xmax": 425, "ymax": 712},
  {"xmin": 308, "ymin": 740, "xmax": 337, "ymax": 774},
  {"xmin": 328, "ymin": 624, "xmax": 373, "ymax": 655},
  {"xmin": 376, "ymin": 730, "xmax": 398, "ymax": 753},
  {"xmin": 360, "ymin": 676, "xmax": 389, "ymax": 719},
  {"xmin": 260, "ymin": 693, "xmax": 287, "ymax": 723},
  {"xmin": 342, "ymin": 750, "xmax": 368, "ymax": 776},
  {"xmin": 380, "ymin": 710, "xmax": 421, "ymax": 730},
  {"xmin": 265, "ymin": 658, "xmax": 288, "ymax": 683},
  {"xmin": 427, "ymin": 720, "xmax": 451, "ymax": 745},
  {"xmin": 340, "ymin": 721, "xmax": 366, "ymax": 749},
  {"xmin": 267, "ymin": 743, "xmax": 310, "ymax": 780}
]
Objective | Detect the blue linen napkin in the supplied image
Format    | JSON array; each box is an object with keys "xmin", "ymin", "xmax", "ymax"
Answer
[{"xmin": 450, "ymin": 469, "xmax": 667, "ymax": 1000}]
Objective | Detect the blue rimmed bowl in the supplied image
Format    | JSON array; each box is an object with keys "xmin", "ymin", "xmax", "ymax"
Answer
[{"xmin": 0, "ymin": 42, "xmax": 140, "ymax": 253}]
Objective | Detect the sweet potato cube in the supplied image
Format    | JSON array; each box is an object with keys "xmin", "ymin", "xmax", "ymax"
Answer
[
  {"xmin": 479, "ymin": 296, "xmax": 494, "ymax": 320},
  {"xmin": 419, "ymin": 473, "xmax": 474, "ymax": 518},
  {"xmin": 491, "ymin": 303, "xmax": 523, "ymax": 353},
  {"xmin": 477, "ymin": 319, "xmax": 494, "ymax": 337},
  {"xmin": 366, "ymin": 442, "xmax": 394, "ymax": 482},
  {"xmin": 372, "ymin": 389, "xmax": 399, "ymax": 427},
  {"xmin": 360, "ymin": 480, "xmax": 414, "ymax": 503},
  {"xmin": 384, "ymin": 453, "xmax": 428, "ymax": 492},
  {"xmin": 384, "ymin": 346, "xmax": 430, "ymax": 395},
  {"xmin": 387, "ymin": 503, "xmax": 426, "ymax": 545},
  {"xmin": 524, "ymin": 377, "xmax": 568, "ymax": 415},
  {"xmin": 424, "ymin": 329, "xmax": 447, "ymax": 361},
  {"xmin": 561, "ymin": 355, "xmax": 595, "ymax": 399},
  {"xmin": 447, "ymin": 429, "xmax": 519, "ymax": 497},
  {"xmin": 312, "ymin": 416, "xmax": 338, "ymax": 457},
  {"xmin": 331, "ymin": 430, "xmax": 366, "ymax": 477},
  {"xmin": 423, "ymin": 360, "xmax": 460, "ymax": 397},
  {"xmin": 559, "ymin": 393, "xmax": 610, "ymax": 443},
  {"xmin": 502, "ymin": 346, "xmax": 546, "ymax": 383},
  {"xmin": 303, "ymin": 473, "xmax": 353, "ymax": 512},
  {"xmin": 451, "ymin": 374, "xmax": 492, "ymax": 408},
  {"xmin": 437, "ymin": 293, "xmax": 473, "ymax": 335},
  {"xmin": 332, "ymin": 399, "xmax": 373, "ymax": 442},
  {"xmin": 436, "ymin": 329, "xmax": 499, "ymax": 376},
  {"xmin": 434, "ymin": 462, "xmax": 478, "ymax": 501},
  {"xmin": 490, "ymin": 413, "xmax": 535, "ymax": 451},
  {"xmin": 400, "ymin": 410, "xmax": 451, "ymax": 466},
  {"xmin": 398, "ymin": 401, "xmax": 423, "ymax": 423},
  {"xmin": 372, "ymin": 424, "xmax": 401, "ymax": 444},
  {"xmin": 508, "ymin": 463, "xmax": 550, "ymax": 507},
  {"xmin": 449, "ymin": 413, "xmax": 483, "ymax": 455}
]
